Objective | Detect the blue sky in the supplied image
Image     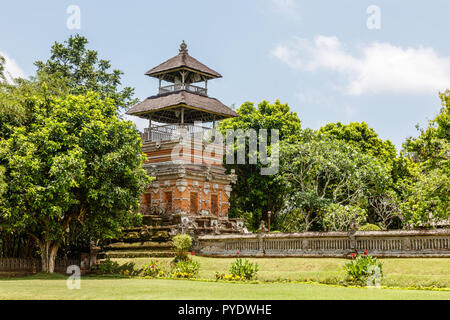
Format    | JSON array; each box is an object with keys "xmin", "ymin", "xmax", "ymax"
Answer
[{"xmin": 1, "ymin": 0, "xmax": 450, "ymax": 150}]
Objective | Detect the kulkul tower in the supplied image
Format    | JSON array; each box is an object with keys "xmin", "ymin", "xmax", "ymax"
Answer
[{"xmin": 126, "ymin": 41, "xmax": 245, "ymax": 235}]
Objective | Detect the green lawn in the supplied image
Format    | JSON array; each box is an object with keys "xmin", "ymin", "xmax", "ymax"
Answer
[
  {"xmin": 112, "ymin": 257, "xmax": 450, "ymax": 288},
  {"xmin": 0, "ymin": 274, "xmax": 449, "ymax": 300},
  {"xmin": 0, "ymin": 257, "xmax": 448, "ymax": 300}
]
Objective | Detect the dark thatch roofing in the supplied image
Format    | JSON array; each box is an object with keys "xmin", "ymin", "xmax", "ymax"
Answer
[
  {"xmin": 145, "ymin": 42, "xmax": 222, "ymax": 80},
  {"xmin": 126, "ymin": 90, "xmax": 238, "ymax": 123}
]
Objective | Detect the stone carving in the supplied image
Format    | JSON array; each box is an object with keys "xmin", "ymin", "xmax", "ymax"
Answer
[
  {"xmin": 257, "ymin": 220, "xmax": 268, "ymax": 233},
  {"xmin": 203, "ymin": 182, "xmax": 210, "ymax": 195},
  {"xmin": 225, "ymin": 185, "xmax": 232, "ymax": 198},
  {"xmin": 151, "ymin": 180, "xmax": 159, "ymax": 187},
  {"xmin": 176, "ymin": 180, "xmax": 188, "ymax": 193},
  {"xmin": 177, "ymin": 164, "xmax": 186, "ymax": 178},
  {"xmin": 205, "ymin": 166, "xmax": 212, "ymax": 181}
]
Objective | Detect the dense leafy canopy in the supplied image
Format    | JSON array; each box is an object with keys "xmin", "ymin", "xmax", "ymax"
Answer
[
  {"xmin": 319, "ymin": 121, "xmax": 397, "ymax": 166},
  {"xmin": 0, "ymin": 34, "xmax": 150, "ymax": 268},
  {"xmin": 217, "ymin": 95, "xmax": 449, "ymax": 232},
  {"xmin": 277, "ymin": 136, "xmax": 391, "ymax": 231},
  {"xmin": 404, "ymin": 90, "xmax": 449, "ymax": 170},
  {"xmin": 0, "ymin": 88, "xmax": 150, "ymax": 271},
  {"xmin": 34, "ymin": 34, "xmax": 137, "ymax": 111},
  {"xmin": 399, "ymin": 90, "xmax": 450, "ymax": 228},
  {"xmin": 219, "ymin": 100, "xmax": 302, "ymax": 230}
]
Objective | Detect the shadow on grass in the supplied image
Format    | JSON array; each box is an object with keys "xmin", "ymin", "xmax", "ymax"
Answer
[{"xmin": 0, "ymin": 272, "xmax": 68, "ymax": 281}]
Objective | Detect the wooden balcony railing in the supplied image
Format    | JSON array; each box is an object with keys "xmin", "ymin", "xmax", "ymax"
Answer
[
  {"xmin": 159, "ymin": 83, "xmax": 207, "ymax": 96},
  {"xmin": 141, "ymin": 124, "xmax": 221, "ymax": 144}
]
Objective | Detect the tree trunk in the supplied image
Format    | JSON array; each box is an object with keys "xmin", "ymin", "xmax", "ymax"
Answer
[{"xmin": 38, "ymin": 240, "xmax": 59, "ymax": 273}]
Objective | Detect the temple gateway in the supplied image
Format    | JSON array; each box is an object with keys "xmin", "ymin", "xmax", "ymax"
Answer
[{"xmin": 126, "ymin": 41, "xmax": 247, "ymax": 236}]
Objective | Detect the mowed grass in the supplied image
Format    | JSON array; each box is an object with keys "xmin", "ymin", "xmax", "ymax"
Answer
[
  {"xmin": 112, "ymin": 257, "xmax": 450, "ymax": 288},
  {"xmin": 0, "ymin": 274, "xmax": 449, "ymax": 300},
  {"xmin": 0, "ymin": 257, "xmax": 448, "ymax": 300}
]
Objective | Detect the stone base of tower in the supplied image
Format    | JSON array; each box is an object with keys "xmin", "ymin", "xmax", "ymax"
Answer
[{"xmin": 137, "ymin": 137, "xmax": 247, "ymax": 236}]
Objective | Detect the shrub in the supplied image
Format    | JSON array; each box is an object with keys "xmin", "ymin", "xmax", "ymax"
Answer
[
  {"xmin": 141, "ymin": 259, "xmax": 169, "ymax": 278},
  {"xmin": 230, "ymin": 258, "xmax": 259, "ymax": 280},
  {"xmin": 215, "ymin": 272, "xmax": 243, "ymax": 281},
  {"xmin": 359, "ymin": 224, "xmax": 382, "ymax": 231},
  {"xmin": 345, "ymin": 252, "xmax": 383, "ymax": 286},
  {"xmin": 92, "ymin": 257, "xmax": 136, "ymax": 276},
  {"xmin": 172, "ymin": 234, "xmax": 193, "ymax": 261},
  {"xmin": 171, "ymin": 257, "xmax": 200, "ymax": 279}
]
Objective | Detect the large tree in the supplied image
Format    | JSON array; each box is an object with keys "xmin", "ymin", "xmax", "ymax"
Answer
[
  {"xmin": 0, "ymin": 88, "xmax": 150, "ymax": 272},
  {"xmin": 399, "ymin": 90, "xmax": 450, "ymax": 228},
  {"xmin": 277, "ymin": 136, "xmax": 391, "ymax": 232},
  {"xmin": 404, "ymin": 90, "xmax": 449, "ymax": 170},
  {"xmin": 1, "ymin": 34, "xmax": 137, "ymax": 140},
  {"xmin": 34, "ymin": 34, "xmax": 137, "ymax": 111},
  {"xmin": 219, "ymin": 100, "xmax": 302, "ymax": 230}
]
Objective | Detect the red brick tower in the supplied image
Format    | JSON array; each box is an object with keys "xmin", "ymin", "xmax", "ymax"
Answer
[{"xmin": 126, "ymin": 42, "xmax": 242, "ymax": 232}]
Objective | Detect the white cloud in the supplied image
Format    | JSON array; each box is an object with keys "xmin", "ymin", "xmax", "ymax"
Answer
[
  {"xmin": 0, "ymin": 51, "xmax": 26, "ymax": 83},
  {"xmin": 271, "ymin": 35, "xmax": 450, "ymax": 95},
  {"xmin": 270, "ymin": 0, "xmax": 301, "ymax": 21}
]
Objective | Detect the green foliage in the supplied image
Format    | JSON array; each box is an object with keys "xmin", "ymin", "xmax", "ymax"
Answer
[
  {"xmin": 321, "ymin": 204, "xmax": 367, "ymax": 232},
  {"xmin": 141, "ymin": 259, "xmax": 169, "ymax": 278},
  {"xmin": 0, "ymin": 89, "xmax": 150, "ymax": 272},
  {"xmin": 0, "ymin": 35, "xmax": 150, "ymax": 269},
  {"xmin": 92, "ymin": 257, "xmax": 136, "ymax": 276},
  {"xmin": 399, "ymin": 168, "xmax": 449, "ymax": 228},
  {"xmin": 319, "ymin": 122, "xmax": 397, "ymax": 167},
  {"xmin": 215, "ymin": 272, "xmax": 245, "ymax": 281},
  {"xmin": 359, "ymin": 224, "xmax": 382, "ymax": 231},
  {"xmin": 404, "ymin": 90, "xmax": 449, "ymax": 170},
  {"xmin": 278, "ymin": 136, "xmax": 390, "ymax": 231},
  {"xmin": 171, "ymin": 257, "xmax": 200, "ymax": 279},
  {"xmin": 276, "ymin": 208, "xmax": 308, "ymax": 233},
  {"xmin": 345, "ymin": 253, "xmax": 384, "ymax": 286},
  {"xmin": 172, "ymin": 234, "xmax": 193, "ymax": 260},
  {"xmin": 34, "ymin": 34, "xmax": 137, "ymax": 111},
  {"xmin": 219, "ymin": 100, "xmax": 302, "ymax": 230},
  {"xmin": 229, "ymin": 258, "xmax": 259, "ymax": 280},
  {"xmin": 400, "ymin": 91, "xmax": 450, "ymax": 228}
]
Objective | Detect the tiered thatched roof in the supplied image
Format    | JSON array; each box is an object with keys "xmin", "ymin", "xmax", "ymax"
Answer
[
  {"xmin": 126, "ymin": 90, "xmax": 237, "ymax": 123},
  {"xmin": 145, "ymin": 41, "xmax": 222, "ymax": 82},
  {"xmin": 127, "ymin": 41, "xmax": 237, "ymax": 123}
]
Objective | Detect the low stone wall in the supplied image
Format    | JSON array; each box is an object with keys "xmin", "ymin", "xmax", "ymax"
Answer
[
  {"xmin": 0, "ymin": 247, "xmax": 100, "ymax": 274},
  {"xmin": 195, "ymin": 229, "xmax": 450, "ymax": 258},
  {"xmin": 0, "ymin": 258, "xmax": 81, "ymax": 273}
]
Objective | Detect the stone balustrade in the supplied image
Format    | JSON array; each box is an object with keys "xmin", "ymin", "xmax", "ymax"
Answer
[{"xmin": 195, "ymin": 229, "xmax": 450, "ymax": 258}]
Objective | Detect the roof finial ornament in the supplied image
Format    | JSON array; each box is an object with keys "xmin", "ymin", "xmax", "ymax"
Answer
[{"xmin": 179, "ymin": 40, "xmax": 188, "ymax": 54}]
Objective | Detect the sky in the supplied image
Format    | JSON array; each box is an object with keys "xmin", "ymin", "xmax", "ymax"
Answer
[{"xmin": 1, "ymin": 0, "xmax": 450, "ymax": 150}]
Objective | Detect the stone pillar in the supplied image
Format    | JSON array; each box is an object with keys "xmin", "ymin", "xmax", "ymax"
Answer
[
  {"xmin": 89, "ymin": 245, "xmax": 101, "ymax": 268},
  {"xmin": 257, "ymin": 233, "xmax": 265, "ymax": 257}
]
